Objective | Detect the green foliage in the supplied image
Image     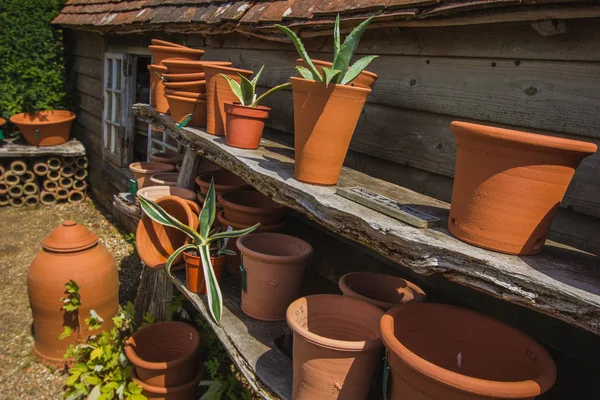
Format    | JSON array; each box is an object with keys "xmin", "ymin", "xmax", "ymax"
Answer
[
  {"xmin": 61, "ymin": 280, "xmax": 82, "ymax": 312},
  {"xmin": 220, "ymin": 66, "xmax": 291, "ymax": 108},
  {"xmin": 138, "ymin": 179, "xmax": 260, "ymax": 324},
  {"xmin": 275, "ymin": 14, "xmax": 378, "ymax": 86},
  {"xmin": 0, "ymin": 0, "xmax": 72, "ymax": 119}
]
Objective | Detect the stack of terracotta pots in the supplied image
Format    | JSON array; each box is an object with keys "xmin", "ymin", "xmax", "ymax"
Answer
[{"xmin": 126, "ymin": 321, "xmax": 203, "ymax": 399}]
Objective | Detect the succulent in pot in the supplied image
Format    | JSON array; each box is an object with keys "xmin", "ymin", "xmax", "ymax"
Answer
[
  {"xmin": 276, "ymin": 15, "xmax": 377, "ymax": 185},
  {"xmin": 220, "ymin": 66, "xmax": 291, "ymax": 150},
  {"xmin": 139, "ymin": 178, "xmax": 260, "ymax": 323}
]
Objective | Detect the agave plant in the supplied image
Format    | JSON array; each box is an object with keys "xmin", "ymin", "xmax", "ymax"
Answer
[
  {"xmin": 138, "ymin": 179, "xmax": 260, "ymax": 324},
  {"xmin": 275, "ymin": 15, "xmax": 377, "ymax": 86},
  {"xmin": 220, "ymin": 66, "xmax": 291, "ymax": 108}
]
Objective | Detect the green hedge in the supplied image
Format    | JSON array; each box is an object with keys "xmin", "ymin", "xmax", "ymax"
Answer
[{"xmin": 0, "ymin": 0, "xmax": 70, "ymax": 119}]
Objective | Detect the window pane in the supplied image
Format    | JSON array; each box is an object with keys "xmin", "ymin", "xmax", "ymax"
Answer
[
  {"xmin": 115, "ymin": 59, "xmax": 122, "ymax": 90},
  {"xmin": 104, "ymin": 122, "xmax": 110, "ymax": 149},
  {"xmin": 111, "ymin": 125, "xmax": 119, "ymax": 155},
  {"xmin": 106, "ymin": 59, "xmax": 112, "ymax": 89},
  {"xmin": 106, "ymin": 91, "xmax": 112, "ymax": 121},
  {"xmin": 112, "ymin": 91, "xmax": 120, "ymax": 123}
]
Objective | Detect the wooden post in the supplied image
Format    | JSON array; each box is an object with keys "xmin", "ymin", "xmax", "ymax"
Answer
[
  {"xmin": 176, "ymin": 145, "xmax": 203, "ymax": 189},
  {"xmin": 134, "ymin": 267, "xmax": 172, "ymax": 324}
]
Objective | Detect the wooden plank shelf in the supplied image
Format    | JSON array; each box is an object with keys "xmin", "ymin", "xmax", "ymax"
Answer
[
  {"xmin": 133, "ymin": 103, "xmax": 600, "ymax": 336},
  {"xmin": 0, "ymin": 137, "xmax": 86, "ymax": 157}
]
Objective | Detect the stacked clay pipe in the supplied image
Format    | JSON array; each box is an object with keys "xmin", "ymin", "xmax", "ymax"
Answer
[{"xmin": 0, "ymin": 156, "xmax": 88, "ymax": 208}]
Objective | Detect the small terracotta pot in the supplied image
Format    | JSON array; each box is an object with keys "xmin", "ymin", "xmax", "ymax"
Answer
[
  {"xmin": 136, "ymin": 196, "xmax": 198, "ymax": 269},
  {"xmin": 149, "ymin": 172, "xmax": 179, "ymax": 187},
  {"xmin": 131, "ymin": 367, "xmax": 203, "ymax": 400},
  {"xmin": 150, "ymin": 152, "xmax": 184, "ymax": 165},
  {"xmin": 287, "ymin": 294, "xmax": 384, "ymax": 400},
  {"xmin": 125, "ymin": 321, "xmax": 201, "ymax": 387},
  {"xmin": 217, "ymin": 211, "xmax": 285, "ymax": 277},
  {"xmin": 162, "ymin": 72, "xmax": 205, "ymax": 82},
  {"xmin": 195, "ymin": 170, "xmax": 249, "ymax": 198},
  {"xmin": 381, "ymin": 303, "xmax": 557, "ymax": 399},
  {"xmin": 184, "ymin": 252, "xmax": 225, "ymax": 294},
  {"xmin": 150, "ymin": 39, "xmax": 186, "ymax": 48},
  {"xmin": 224, "ymin": 102, "xmax": 270, "ymax": 150},
  {"xmin": 296, "ymin": 58, "xmax": 378, "ymax": 88},
  {"xmin": 164, "ymin": 89, "xmax": 206, "ymax": 100},
  {"xmin": 165, "ymin": 95, "xmax": 207, "ymax": 128},
  {"xmin": 162, "ymin": 60, "xmax": 232, "ymax": 74},
  {"xmin": 291, "ymin": 77, "xmax": 371, "ymax": 185},
  {"xmin": 449, "ymin": 121, "xmax": 597, "ymax": 255},
  {"xmin": 129, "ymin": 162, "xmax": 175, "ymax": 189},
  {"xmin": 339, "ymin": 271, "xmax": 425, "ymax": 310},
  {"xmin": 10, "ymin": 110, "xmax": 76, "ymax": 146},
  {"xmin": 137, "ymin": 186, "xmax": 196, "ymax": 202},
  {"xmin": 218, "ymin": 189, "xmax": 284, "ymax": 226},
  {"xmin": 163, "ymin": 80, "xmax": 206, "ymax": 93},
  {"xmin": 148, "ymin": 64, "xmax": 169, "ymax": 114},
  {"xmin": 148, "ymin": 45, "xmax": 204, "ymax": 66},
  {"xmin": 237, "ymin": 233, "xmax": 312, "ymax": 321},
  {"xmin": 0, "ymin": 117, "xmax": 5, "ymax": 128},
  {"xmin": 203, "ymin": 65, "xmax": 253, "ymax": 136}
]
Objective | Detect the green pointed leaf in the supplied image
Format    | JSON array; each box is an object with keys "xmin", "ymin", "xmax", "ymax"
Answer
[
  {"xmin": 220, "ymin": 74, "xmax": 244, "ymax": 105},
  {"xmin": 199, "ymin": 178, "xmax": 217, "ymax": 239},
  {"xmin": 333, "ymin": 14, "xmax": 341, "ymax": 64},
  {"xmin": 207, "ymin": 223, "xmax": 260, "ymax": 243},
  {"xmin": 165, "ymin": 244, "xmax": 196, "ymax": 278},
  {"xmin": 199, "ymin": 245, "xmax": 223, "ymax": 324},
  {"xmin": 322, "ymin": 67, "xmax": 342, "ymax": 86},
  {"xmin": 59, "ymin": 326, "xmax": 73, "ymax": 340},
  {"xmin": 251, "ymin": 65, "xmax": 264, "ymax": 87},
  {"xmin": 333, "ymin": 16, "xmax": 374, "ymax": 83},
  {"xmin": 275, "ymin": 24, "xmax": 322, "ymax": 81},
  {"xmin": 253, "ymin": 82, "xmax": 291, "ymax": 107},
  {"xmin": 220, "ymin": 249, "xmax": 236, "ymax": 256},
  {"xmin": 238, "ymin": 75, "xmax": 255, "ymax": 106},
  {"xmin": 139, "ymin": 196, "xmax": 202, "ymax": 243},
  {"xmin": 295, "ymin": 66, "xmax": 314, "ymax": 81},
  {"xmin": 341, "ymin": 55, "xmax": 378, "ymax": 85}
]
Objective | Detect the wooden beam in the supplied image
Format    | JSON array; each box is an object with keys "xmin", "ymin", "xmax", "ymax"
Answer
[
  {"xmin": 0, "ymin": 138, "xmax": 86, "ymax": 157},
  {"xmin": 176, "ymin": 146, "xmax": 203, "ymax": 190}
]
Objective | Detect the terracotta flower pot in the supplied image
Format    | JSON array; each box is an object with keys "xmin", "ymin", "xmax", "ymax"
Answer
[
  {"xmin": 137, "ymin": 186, "xmax": 196, "ymax": 202},
  {"xmin": 381, "ymin": 303, "xmax": 557, "ymax": 399},
  {"xmin": 449, "ymin": 121, "xmax": 597, "ymax": 255},
  {"xmin": 203, "ymin": 65, "xmax": 253, "ymax": 136},
  {"xmin": 183, "ymin": 252, "xmax": 225, "ymax": 294},
  {"xmin": 129, "ymin": 162, "xmax": 175, "ymax": 189},
  {"xmin": 291, "ymin": 77, "xmax": 371, "ymax": 185},
  {"xmin": 224, "ymin": 102, "xmax": 270, "ymax": 149},
  {"xmin": 150, "ymin": 172, "xmax": 179, "ymax": 187},
  {"xmin": 150, "ymin": 152, "xmax": 184, "ymax": 165},
  {"xmin": 125, "ymin": 321, "xmax": 201, "ymax": 387},
  {"xmin": 162, "ymin": 60, "xmax": 232, "ymax": 74},
  {"xmin": 10, "ymin": 110, "xmax": 76, "ymax": 146},
  {"xmin": 195, "ymin": 170, "xmax": 249, "ymax": 197},
  {"xmin": 28, "ymin": 221, "xmax": 119, "ymax": 366},
  {"xmin": 150, "ymin": 39, "xmax": 186, "ymax": 48},
  {"xmin": 148, "ymin": 45, "xmax": 204, "ymax": 66},
  {"xmin": 0, "ymin": 117, "xmax": 5, "ymax": 128},
  {"xmin": 217, "ymin": 210, "xmax": 285, "ymax": 277},
  {"xmin": 164, "ymin": 89, "xmax": 206, "ymax": 100},
  {"xmin": 148, "ymin": 64, "xmax": 169, "ymax": 114},
  {"xmin": 218, "ymin": 189, "xmax": 284, "ymax": 226},
  {"xmin": 131, "ymin": 367, "xmax": 203, "ymax": 400},
  {"xmin": 287, "ymin": 294, "xmax": 384, "ymax": 400},
  {"xmin": 165, "ymin": 95, "xmax": 207, "ymax": 128},
  {"xmin": 296, "ymin": 58, "xmax": 378, "ymax": 88},
  {"xmin": 163, "ymin": 80, "xmax": 206, "ymax": 93},
  {"xmin": 339, "ymin": 271, "xmax": 425, "ymax": 310},
  {"xmin": 237, "ymin": 232, "xmax": 312, "ymax": 321},
  {"xmin": 136, "ymin": 196, "xmax": 199, "ymax": 269},
  {"xmin": 162, "ymin": 72, "xmax": 205, "ymax": 82}
]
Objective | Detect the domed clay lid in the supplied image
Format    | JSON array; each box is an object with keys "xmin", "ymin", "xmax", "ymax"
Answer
[{"xmin": 42, "ymin": 220, "xmax": 98, "ymax": 252}]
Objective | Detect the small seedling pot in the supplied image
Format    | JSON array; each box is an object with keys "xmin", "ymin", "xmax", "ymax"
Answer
[
  {"xmin": 183, "ymin": 252, "xmax": 225, "ymax": 294},
  {"xmin": 224, "ymin": 102, "xmax": 270, "ymax": 150},
  {"xmin": 129, "ymin": 162, "xmax": 175, "ymax": 189}
]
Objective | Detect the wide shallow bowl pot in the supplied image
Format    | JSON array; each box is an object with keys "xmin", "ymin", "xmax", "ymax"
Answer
[
  {"xmin": 165, "ymin": 95, "xmax": 207, "ymax": 128},
  {"xmin": 296, "ymin": 58, "xmax": 378, "ymax": 88},
  {"xmin": 218, "ymin": 189, "xmax": 284, "ymax": 226},
  {"xmin": 287, "ymin": 294, "xmax": 384, "ymax": 400},
  {"xmin": 163, "ymin": 60, "xmax": 232, "ymax": 74},
  {"xmin": 131, "ymin": 367, "xmax": 203, "ymax": 400},
  {"xmin": 339, "ymin": 271, "xmax": 425, "ymax": 310},
  {"xmin": 195, "ymin": 170, "xmax": 249, "ymax": 198},
  {"xmin": 381, "ymin": 303, "xmax": 557, "ymax": 399},
  {"xmin": 150, "ymin": 152, "xmax": 184, "ymax": 165},
  {"xmin": 148, "ymin": 64, "xmax": 169, "ymax": 113},
  {"xmin": 150, "ymin": 172, "xmax": 179, "ymax": 187},
  {"xmin": 129, "ymin": 162, "xmax": 175, "ymax": 189},
  {"xmin": 137, "ymin": 186, "xmax": 196, "ymax": 202},
  {"xmin": 149, "ymin": 45, "xmax": 204, "ymax": 65},
  {"xmin": 224, "ymin": 102, "xmax": 270, "ymax": 149},
  {"xmin": 184, "ymin": 252, "xmax": 225, "ymax": 294},
  {"xmin": 11, "ymin": 110, "xmax": 76, "ymax": 146},
  {"xmin": 449, "ymin": 121, "xmax": 597, "ymax": 255},
  {"xmin": 125, "ymin": 321, "xmax": 201, "ymax": 387}
]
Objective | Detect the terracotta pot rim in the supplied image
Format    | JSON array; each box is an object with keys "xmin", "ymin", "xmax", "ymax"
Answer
[
  {"xmin": 164, "ymin": 94, "xmax": 207, "ymax": 104},
  {"xmin": 295, "ymin": 58, "xmax": 378, "ymax": 79},
  {"xmin": 147, "ymin": 64, "xmax": 168, "ymax": 72},
  {"xmin": 450, "ymin": 121, "xmax": 597, "ymax": 155},
  {"xmin": 148, "ymin": 45, "xmax": 205, "ymax": 56},
  {"xmin": 162, "ymin": 72, "xmax": 206, "ymax": 81},
  {"xmin": 164, "ymin": 79, "xmax": 206, "ymax": 87},
  {"xmin": 150, "ymin": 172, "xmax": 179, "ymax": 183},
  {"xmin": 223, "ymin": 102, "xmax": 271, "ymax": 112},
  {"xmin": 128, "ymin": 162, "xmax": 174, "ymax": 174},
  {"xmin": 217, "ymin": 210, "xmax": 284, "ymax": 231},
  {"xmin": 380, "ymin": 303, "xmax": 557, "ymax": 397},
  {"xmin": 237, "ymin": 232, "xmax": 312, "ymax": 264},
  {"xmin": 137, "ymin": 186, "xmax": 196, "ymax": 201},
  {"xmin": 125, "ymin": 321, "xmax": 200, "ymax": 371},
  {"xmin": 218, "ymin": 189, "xmax": 282, "ymax": 213},
  {"xmin": 195, "ymin": 172, "xmax": 247, "ymax": 190},
  {"xmin": 290, "ymin": 76, "xmax": 372, "ymax": 94},
  {"xmin": 164, "ymin": 89, "xmax": 206, "ymax": 99},
  {"xmin": 338, "ymin": 271, "xmax": 425, "ymax": 309},
  {"xmin": 150, "ymin": 39, "xmax": 187, "ymax": 48},
  {"xmin": 202, "ymin": 64, "xmax": 254, "ymax": 76},
  {"xmin": 162, "ymin": 60, "xmax": 232, "ymax": 68},
  {"xmin": 10, "ymin": 110, "xmax": 76, "ymax": 126},
  {"xmin": 287, "ymin": 294, "xmax": 384, "ymax": 352},
  {"xmin": 131, "ymin": 363, "xmax": 203, "ymax": 393}
]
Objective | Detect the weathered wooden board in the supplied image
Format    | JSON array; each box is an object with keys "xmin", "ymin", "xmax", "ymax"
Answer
[
  {"xmin": 73, "ymin": 122, "xmax": 102, "ymax": 157},
  {"xmin": 79, "ymin": 92, "xmax": 103, "ymax": 119},
  {"xmin": 76, "ymin": 73, "xmax": 103, "ymax": 100},
  {"xmin": 69, "ymin": 30, "xmax": 103, "ymax": 60},
  {"xmin": 76, "ymin": 109, "xmax": 102, "ymax": 137},
  {"xmin": 72, "ymin": 55, "xmax": 103, "ymax": 80},
  {"xmin": 133, "ymin": 104, "xmax": 600, "ymax": 335},
  {"xmin": 0, "ymin": 138, "xmax": 86, "ymax": 157}
]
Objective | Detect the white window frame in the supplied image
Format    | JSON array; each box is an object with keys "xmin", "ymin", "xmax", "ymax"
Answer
[
  {"xmin": 102, "ymin": 52, "xmax": 129, "ymax": 167},
  {"xmin": 147, "ymin": 126, "xmax": 181, "ymax": 160}
]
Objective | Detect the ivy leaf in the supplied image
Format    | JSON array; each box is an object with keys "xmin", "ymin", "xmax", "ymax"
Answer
[
  {"xmin": 90, "ymin": 347, "xmax": 103, "ymax": 360},
  {"xmin": 88, "ymin": 385, "xmax": 102, "ymax": 400},
  {"xmin": 59, "ymin": 326, "xmax": 73, "ymax": 340}
]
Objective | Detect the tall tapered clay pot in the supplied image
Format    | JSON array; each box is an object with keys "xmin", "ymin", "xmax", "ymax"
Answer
[
  {"xmin": 11, "ymin": 110, "xmax": 76, "ymax": 146},
  {"xmin": 28, "ymin": 221, "xmax": 119, "ymax": 366},
  {"xmin": 162, "ymin": 60, "xmax": 232, "ymax": 74},
  {"xmin": 148, "ymin": 64, "xmax": 169, "ymax": 114},
  {"xmin": 291, "ymin": 77, "xmax": 371, "ymax": 185},
  {"xmin": 148, "ymin": 45, "xmax": 204, "ymax": 65},
  {"xmin": 296, "ymin": 59, "xmax": 378, "ymax": 88},
  {"xmin": 203, "ymin": 65, "xmax": 253, "ymax": 136},
  {"xmin": 287, "ymin": 294, "xmax": 384, "ymax": 400},
  {"xmin": 449, "ymin": 121, "xmax": 597, "ymax": 255},
  {"xmin": 165, "ymin": 94, "xmax": 207, "ymax": 128},
  {"xmin": 381, "ymin": 303, "xmax": 556, "ymax": 399}
]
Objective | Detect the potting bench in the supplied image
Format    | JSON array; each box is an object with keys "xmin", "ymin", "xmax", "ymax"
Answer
[{"xmin": 0, "ymin": 137, "xmax": 86, "ymax": 157}]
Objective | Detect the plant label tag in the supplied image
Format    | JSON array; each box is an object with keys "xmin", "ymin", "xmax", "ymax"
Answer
[
  {"xmin": 336, "ymin": 186, "xmax": 440, "ymax": 228},
  {"xmin": 223, "ymin": 226, "xmax": 233, "ymax": 247}
]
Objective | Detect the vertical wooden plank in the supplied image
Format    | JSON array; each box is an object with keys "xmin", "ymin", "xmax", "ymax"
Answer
[{"xmin": 176, "ymin": 146, "xmax": 202, "ymax": 189}]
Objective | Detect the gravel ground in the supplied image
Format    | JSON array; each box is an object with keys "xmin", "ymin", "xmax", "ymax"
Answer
[{"xmin": 0, "ymin": 198, "xmax": 141, "ymax": 399}]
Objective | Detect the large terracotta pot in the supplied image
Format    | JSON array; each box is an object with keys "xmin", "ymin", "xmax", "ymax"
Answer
[
  {"xmin": 203, "ymin": 65, "xmax": 253, "ymax": 136},
  {"xmin": 125, "ymin": 321, "xmax": 201, "ymax": 387},
  {"xmin": 137, "ymin": 186, "xmax": 196, "ymax": 202},
  {"xmin": 184, "ymin": 252, "xmax": 225, "ymax": 294},
  {"xmin": 291, "ymin": 77, "xmax": 371, "ymax": 185},
  {"xmin": 148, "ymin": 64, "xmax": 169, "ymax": 114},
  {"xmin": 150, "ymin": 39, "xmax": 186, "ymax": 48},
  {"xmin": 165, "ymin": 95, "xmax": 207, "ymax": 128},
  {"xmin": 449, "ymin": 121, "xmax": 597, "ymax": 255},
  {"xmin": 162, "ymin": 60, "xmax": 232, "ymax": 74},
  {"xmin": 287, "ymin": 294, "xmax": 384, "ymax": 400},
  {"xmin": 162, "ymin": 72, "xmax": 205, "ymax": 82},
  {"xmin": 296, "ymin": 58, "xmax": 378, "ymax": 88},
  {"xmin": 164, "ymin": 89, "xmax": 206, "ymax": 100},
  {"xmin": 339, "ymin": 271, "xmax": 425, "ymax": 310},
  {"xmin": 163, "ymin": 80, "xmax": 206, "ymax": 93},
  {"xmin": 150, "ymin": 172, "xmax": 179, "ymax": 187},
  {"xmin": 150, "ymin": 152, "xmax": 184, "ymax": 165},
  {"xmin": 195, "ymin": 170, "xmax": 249, "ymax": 198},
  {"xmin": 136, "ymin": 196, "xmax": 199, "ymax": 269},
  {"xmin": 129, "ymin": 162, "xmax": 175, "ymax": 189},
  {"xmin": 148, "ymin": 45, "xmax": 204, "ymax": 66},
  {"xmin": 224, "ymin": 102, "xmax": 270, "ymax": 149},
  {"xmin": 237, "ymin": 233, "xmax": 312, "ymax": 321},
  {"xmin": 131, "ymin": 367, "xmax": 203, "ymax": 400},
  {"xmin": 218, "ymin": 189, "xmax": 284, "ymax": 226},
  {"xmin": 381, "ymin": 303, "xmax": 557, "ymax": 399},
  {"xmin": 27, "ymin": 221, "xmax": 119, "ymax": 366},
  {"xmin": 11, "ymin": 110, "xmax": 76, "ymax": 146}
]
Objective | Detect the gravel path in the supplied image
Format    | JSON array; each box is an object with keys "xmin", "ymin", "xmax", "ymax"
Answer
[{"xmin": 0, "ymin": 198, "xmax": 141, "ymax": 399}]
